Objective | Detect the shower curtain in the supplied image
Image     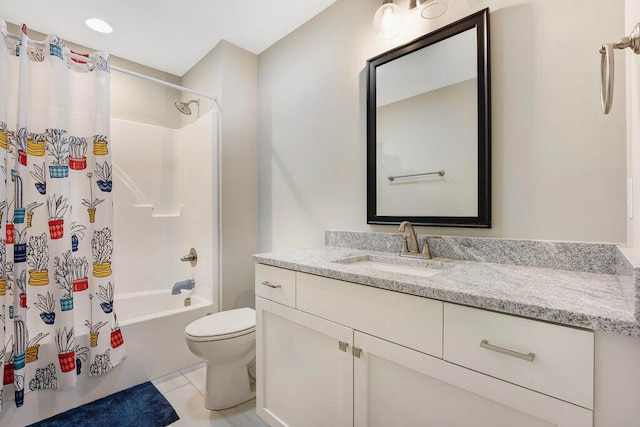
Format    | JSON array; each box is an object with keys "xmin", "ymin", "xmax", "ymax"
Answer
[{"xmin": 0, "ymin": 22, "xmax": 125, "ymax": 410}]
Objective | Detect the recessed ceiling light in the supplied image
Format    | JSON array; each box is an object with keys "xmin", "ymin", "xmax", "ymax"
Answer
[{"xmin": 85, "ymin": 18, "xmax": 114, "ymax": 34}]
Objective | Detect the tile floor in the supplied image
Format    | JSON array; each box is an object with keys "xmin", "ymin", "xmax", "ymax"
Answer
[{"xmin": 152, "ymin": 362, "xmax": 269, "ymax": 427}]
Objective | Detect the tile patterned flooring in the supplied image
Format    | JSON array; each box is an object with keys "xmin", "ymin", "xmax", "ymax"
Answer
[{"xmin": 152, "ymin": 362, "xmax": 269, "ymax": 427}]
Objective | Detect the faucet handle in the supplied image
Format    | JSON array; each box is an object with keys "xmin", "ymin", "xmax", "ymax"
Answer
[
  {"xmin": 180, "ymin": 248, "xmax": 198, "ymax": 267},
  {"xmin": 394, "ymin": 233, "xmax": 409, "ymax": 253},
  {"xmin": 420, "ymin": 235, "xmax": 442, "ymax": 259}
]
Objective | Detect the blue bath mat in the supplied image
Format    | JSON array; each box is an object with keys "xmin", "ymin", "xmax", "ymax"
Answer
[{"xmin": 27, "ymin": 381, "xmax": 179, "ymax": 427}]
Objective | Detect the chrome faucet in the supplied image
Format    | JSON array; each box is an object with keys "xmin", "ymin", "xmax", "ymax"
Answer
[{"xmin": 398, "ymin": 221, "xmax": 438, "ymax": 259}]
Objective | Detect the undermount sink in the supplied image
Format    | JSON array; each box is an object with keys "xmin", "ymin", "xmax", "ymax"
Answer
[{"xmin": 334, "ymin": 255, "xmax": 452, "ymax": 278}]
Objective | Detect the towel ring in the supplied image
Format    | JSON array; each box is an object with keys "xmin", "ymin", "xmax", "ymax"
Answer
[
  {"xmin": 600, "ymin": 43, "xmax": 614, "ymax": 114},
  {"xmin": 599, "ymin": 23, "xmax": 640, "ymax": 115}
]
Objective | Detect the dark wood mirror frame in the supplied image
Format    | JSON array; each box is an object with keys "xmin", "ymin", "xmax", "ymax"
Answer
[{"xmin": 366, "ymin": 8, "xmax": 491, "ymax": 228}]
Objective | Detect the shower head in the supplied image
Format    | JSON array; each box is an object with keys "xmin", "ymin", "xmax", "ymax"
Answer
[{"xmin": 175, "ymin": 99, "xmax": 200, "ymax": 115}]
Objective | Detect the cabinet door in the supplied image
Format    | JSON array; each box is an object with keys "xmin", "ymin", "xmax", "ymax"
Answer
[
  {"xmin": 353, "ymin": 331, "xmax": 592, "ymax": 427},
  {"xmin": 256, "ymin": 297, "xmax": 353, "ymax": 427}
]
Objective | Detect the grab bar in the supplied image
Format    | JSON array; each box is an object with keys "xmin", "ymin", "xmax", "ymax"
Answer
[
  {"xmin": 600, "ymin": 23, "xmax": 640, "ymax": 114},
  {"xmin": 388, "ymin": 169, "xmax": 445, "ymax": 182}
]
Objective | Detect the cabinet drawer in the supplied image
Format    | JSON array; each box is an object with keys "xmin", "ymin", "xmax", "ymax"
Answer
[
  {"xmin": 444, "ymin": 303, "xmax": 594, "ymax": 409},
  {"xmin": 297, "ymin": 272, "xmax": 443, "ymax": 358},
  {"xmin": 255, "ymin": 264, "xmax": 296, "ymax": 307}
]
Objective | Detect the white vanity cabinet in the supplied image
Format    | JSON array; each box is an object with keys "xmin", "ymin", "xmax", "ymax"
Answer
[
  {"xmin": 256, "ymin": 297, "xmax": 353, "ymax": 427},
  {"xmin": 255, "ymin": 264, "xmax": 594, "ymax": 427},
  {"xmin": 353, "ymin": 331, "xmax": 591, "ymax": 427}
]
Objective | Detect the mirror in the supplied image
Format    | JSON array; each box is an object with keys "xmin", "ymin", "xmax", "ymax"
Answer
[{"xmin": 367, "ymin": 9, "xmax": 491, "ymax": 228}]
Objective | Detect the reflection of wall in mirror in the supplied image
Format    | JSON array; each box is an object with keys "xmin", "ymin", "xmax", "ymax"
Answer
[{"xmin": 376, "ymin": 78, "xmax": 478, "ymax": 217}]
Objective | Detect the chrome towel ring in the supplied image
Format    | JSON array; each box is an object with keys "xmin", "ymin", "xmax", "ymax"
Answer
[{"xmin": 600, "ymin": 23, "xmax": 640, "ymax": 114}]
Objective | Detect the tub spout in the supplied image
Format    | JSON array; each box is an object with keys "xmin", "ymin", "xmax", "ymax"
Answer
[{"xmin": 172, "ymin": 279, "xmax": 195, "ymax": 295}]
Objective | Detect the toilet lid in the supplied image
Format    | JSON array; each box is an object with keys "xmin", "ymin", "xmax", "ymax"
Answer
[{"xmin": 185, "ymin": 307, "xmax": 255, "ymax": 341}]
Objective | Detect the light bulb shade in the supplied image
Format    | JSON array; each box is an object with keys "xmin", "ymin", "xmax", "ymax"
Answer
[
  {"xmin": 373, "ymin": 1, "xmax": 403, "ymax": 40},
  {"xmin": 417, "ymin": 0, "xmax": 449, "ymax": 19},
  {"xmin": 85, "ymin": 18, "xmax": 114, "ymax": 34}
]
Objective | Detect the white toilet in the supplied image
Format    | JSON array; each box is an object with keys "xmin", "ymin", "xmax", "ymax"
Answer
[{"xmin": 185, "ymin": 307, "xmax": 256, "ymax": 410}]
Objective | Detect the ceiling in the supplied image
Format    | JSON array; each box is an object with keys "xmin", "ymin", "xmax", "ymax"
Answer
[{"xmin": 0, "ymin": 0, "xmax": 337, "ymax": 76}]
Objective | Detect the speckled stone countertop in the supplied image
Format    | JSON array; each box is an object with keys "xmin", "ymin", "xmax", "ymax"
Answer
[{"xmin": 253, "ymin": 232, "xmax": 640, "ymax": 337}]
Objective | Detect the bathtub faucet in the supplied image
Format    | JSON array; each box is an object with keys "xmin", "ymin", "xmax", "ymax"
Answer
[{"xmin": 172, "ymin": 279, "xmax": 195, "ymax": 295}]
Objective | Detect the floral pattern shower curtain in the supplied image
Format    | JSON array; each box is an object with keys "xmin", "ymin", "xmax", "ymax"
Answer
[{"xmin": 0, "ymin": 21, "xmax": 125, "ymax": 410}]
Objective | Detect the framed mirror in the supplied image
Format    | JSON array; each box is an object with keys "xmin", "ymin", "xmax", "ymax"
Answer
[{"xmin": 367, "ymin": 8, "xmax": 491, "ymax": 228}]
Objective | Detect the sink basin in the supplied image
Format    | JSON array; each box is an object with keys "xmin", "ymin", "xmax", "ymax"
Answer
[
  {"xmin": 334, "ymin": 255, "xmax": 452, "ymax": 278},
  {"xmin": 350, "ymin": 260, "xmax": 443, "ymax": 278}
]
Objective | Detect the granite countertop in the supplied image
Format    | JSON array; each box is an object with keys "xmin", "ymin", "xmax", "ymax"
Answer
[{"xmin": 253, "ymin": 246, "xmax": 640, "ymax": 337}]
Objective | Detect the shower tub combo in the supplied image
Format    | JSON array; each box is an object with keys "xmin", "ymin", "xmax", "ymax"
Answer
[
  {"xmin": 0, "ymin": 75, "xmax": 220, "ymax": 427},
  {"xmin": 110, "ymin": 111, "xmax": 220, "ymax": 381}
]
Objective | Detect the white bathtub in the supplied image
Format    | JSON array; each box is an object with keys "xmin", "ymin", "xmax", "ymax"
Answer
[
  {"xmin": 115, "ymin": 289, "xmax": 211, "ymax": 326},
  {"xmin": 114, "ymin": 290, "xmax": 214, "ymax": 380},
  {"xmin": 1, "ymin": 290, "xmax": 216, "ymax": 426}
]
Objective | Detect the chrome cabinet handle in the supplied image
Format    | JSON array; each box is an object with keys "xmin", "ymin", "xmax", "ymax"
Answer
[
  {"xmin": 480, "ymin": 339, "xmax": 535, "ymax": 362},
  {"xmin": 261, "ymin": 281, "xmax": 281, "ymax": 289}
]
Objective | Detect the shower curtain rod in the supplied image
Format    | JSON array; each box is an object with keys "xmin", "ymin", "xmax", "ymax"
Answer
[
  {"xmin": 109, "ymin": 65, "xmax": 221, "ymax": 111},
  {"xmin": 5, "ymin": 32, "xmax": 221, "ymax": 111}
]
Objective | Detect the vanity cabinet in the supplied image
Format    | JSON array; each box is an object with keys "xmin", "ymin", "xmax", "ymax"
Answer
[
  {"xmin": 354, "ymin": 331, "xmax": 591, "ymax": 427},
  {"xmin": 444, "ymin": 303, "xmax": 594, "ymax": 409},
  {"xmin": 255, "ymin": 265, "xmax": 594, "ymax": 427},
  {"xmin": 255, "ymin": 264, "xmax": 296, "ymax": 307},
  {"xmin": 256, "ymin": 297, "xmax": 353, "ymax": 427}
]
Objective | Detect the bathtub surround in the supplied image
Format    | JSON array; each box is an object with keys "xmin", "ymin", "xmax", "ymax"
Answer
[
  {"xmin": 0, "ymin": 22, "xmax": 125, "ymax": 412},
  {"xmin": 111, "ymin": 112, "xmax": 218, "ymax": 305}
]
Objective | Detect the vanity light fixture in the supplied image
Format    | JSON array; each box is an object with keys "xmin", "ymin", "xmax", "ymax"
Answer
[
  {"xmin": 373, "ymin": 0, "xmax": 403, "ymax": 40},
  {"xmin": 416, "ymin": 0, "xmax": 449, "ymax": 19},
  {"xmin": 374, "ymin": 0, "xmax": 449, "ymax": 39},
  {"xmin": 85, "ymin": 18, "xmax": 114, "ymax": 34}
]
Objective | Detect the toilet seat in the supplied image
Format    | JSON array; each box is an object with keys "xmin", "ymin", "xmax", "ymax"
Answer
[{"xmin": 185, "ymin": 308, "xmax": 256, "ymax": 342}]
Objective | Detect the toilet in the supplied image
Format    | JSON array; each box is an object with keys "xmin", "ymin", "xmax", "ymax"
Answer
[{"xmin": 184, "ymin": 307, "xmax": 256, "ymax": 410}]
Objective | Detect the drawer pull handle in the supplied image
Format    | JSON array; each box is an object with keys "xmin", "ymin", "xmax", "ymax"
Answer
[
  {"xmin": 261, "ymin": 281, "xmax": 282, "ymax": 289},
  {"xmin": 352, "ymin": 347, "xmax": 362, "ymax": 358},
  {"xmin": 479, "ymin": 340, "xmax": 536, "ymax": 362}
]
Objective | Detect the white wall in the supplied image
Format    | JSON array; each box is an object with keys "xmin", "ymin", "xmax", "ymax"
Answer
[
  {"xmin": 182, "ymin": 41, "xmax": 258, "ymax": 310},
  {"xmin": 257, "ymin": 0, "xmax": 627, "ymax": 252}
]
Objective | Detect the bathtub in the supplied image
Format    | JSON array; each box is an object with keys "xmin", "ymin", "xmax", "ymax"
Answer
[
  {"xmin": 115, "ymin": 289, "xmax": 211, "ymax": 326},
  {"xmin": 114, "ymin": 290, "xmax": 214, "ymax": 381},
  {"xmin": 1, "ymin": 290, "xmax": 216, "ymax": 426}
]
